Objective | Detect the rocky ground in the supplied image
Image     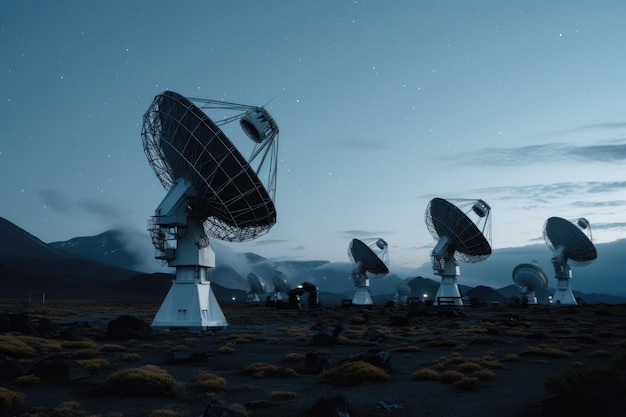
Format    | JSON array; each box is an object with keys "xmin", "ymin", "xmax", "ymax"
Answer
[{"xmin": 1, "ymin": 300, "xmax": 625, "ymax": 417}]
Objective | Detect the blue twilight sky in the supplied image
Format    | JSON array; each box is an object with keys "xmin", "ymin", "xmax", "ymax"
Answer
[{"xmin": 1, "ymin": 1, "xmax": 626, "ymax": 277}]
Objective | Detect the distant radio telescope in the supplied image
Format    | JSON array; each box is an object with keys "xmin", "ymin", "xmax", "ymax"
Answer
[
  {"xmin": 425, "ymin": 198, "xmax": 492, "ymax": 306},
  {"xmin": 543, "ymin": 217, "xmax": 597, "ymax": 305},
  {"xmin": 348, "ymin": 238, "xmax": 389, "ymax": 305},
  {"xmin": 512, "ymin": 261, "xmax": 548, "ymax": 305}
]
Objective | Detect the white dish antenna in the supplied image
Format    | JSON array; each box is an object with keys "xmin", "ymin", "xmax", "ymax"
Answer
[
  {"xmin": 425, "ymin": 198, "xmax": 492, "ymax": 306},
  {"xmin": 246, "ymin": 273, "xmax": 266, "ymax": 303},
  {"xmin": 543, "ymin": 217, "xmax": 597, "ymax": 305},
  {"xmin": 271, "ymin": 270, "xmax": 290, "ymax": 301},
  {"xmin": 512, "ymin": 261, "xmax": 548, "ymax": 305},
  {"xmin": 347, "ymin": 238, "xmax": 389, "ymax": 305},
  {"xmin": 141, "ymin": 91, "xmax": 280, "ymax": 329},
  {"xmin": 394, "ymin": 282, "xmax": 411, "ymax": 306}
]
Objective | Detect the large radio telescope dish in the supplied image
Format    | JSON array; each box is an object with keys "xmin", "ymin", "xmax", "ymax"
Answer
[
  {"xmin": 141, "ymin": 91, "xmax": 280, "ymax": 329},
  {"xmin": 425, "ymin": 198, "xmax": 492, "ymax": 306},
  {"xmin": 348, "ymin": 238, "xmax": 389, "ymax": 305},
  {"xmin": 543, "ymin": 217, "xmax": 597, "ymax": 306},
  {"xmin": 142, "ymin": 90, "xmax": 279, "ymax": 242},
  {"xmin": 512, "ymin": 261, "xmax": 548, "ymax": 305}
]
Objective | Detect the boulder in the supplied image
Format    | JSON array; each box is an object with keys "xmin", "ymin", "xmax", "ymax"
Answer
[
  {"xmin": 106, "ymin": 315, "xmax": 151, "ymax": 340},
  {"xmin": 30, "ymin": 357, "xmax": 90, "ymax": 382},
  {"xmin": 310, "ymin": 395, "xmax": 351, "ymax": 417}
]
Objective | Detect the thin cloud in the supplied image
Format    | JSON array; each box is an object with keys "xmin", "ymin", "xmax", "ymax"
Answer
[
  {"xmin": 463, "ymin": 142, "xmax": 626, "ymax": 165},
  {"xmin": 591, "ymin": 222, "xmax": 626, "ymax": 231},
  {"xmin": 79, "ymin": 198, "xmax": 130, "ymax": 221},
  {"xmin": 338, "ymin": 230, "xmax": 393, "ymax": 239},
  {"xmin": 39, "ymin": 189, "xmax": 130, "ymax": 222},
  {"xmin": 335, "ymin": 138, "xmax": 390, "ymax": 151},
  {"xmin": 249, "ymin": 238, "xmax": 290, "ymax": 246},
  {"xmin": 577, "ymin": 122, "xmax": 626, "ymax": 130},
  {"xmin": 474, "ymin": 181, "xmax": 626, "ymax": 200},
  {"xmin": 39, "ymin": 189, "xmax": 71, "ymax": 212},
  {"xmin": 571, "ymin": 200, "xmax": 626, "ymax": 208}
]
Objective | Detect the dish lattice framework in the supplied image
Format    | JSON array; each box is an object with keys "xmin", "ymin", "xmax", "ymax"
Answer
[
  {"xmin": 348, "ymin": 238, "xmax": 389, "ymax": 278},
  {"xmin": 512, "ymin": 262, "xmax": 549, "ymax": 292},
  {"xmin": 425, "ymin": 198, "xmax": 492, "ymax": 264},
  {"xmin": 141, "ymin": 91, "xmax": 279, "ymax": 242},
  {"xmin": 543, "ymin": 217, "xmax": 597, "ymax": 267}
]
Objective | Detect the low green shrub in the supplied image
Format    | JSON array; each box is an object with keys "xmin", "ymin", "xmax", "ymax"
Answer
[
  {"xmin": 522, "ymin": 345, "xmax": 571, "ymax": 358},
  {"xmin": 270, "ymin": 390, "xmax": 297, "ymax": 400},
  {"xmin": 52, "ymin": 400, "xmax": 87, "ymax": 417},
  {"xmin": 14, "ymin": 374, "xmax": 41, "ymax": 386},
  {"xmin": 121, "ymin": 352, "xmax": 141, "ymax": 361},
  {"xmin": 105, "ymin": 364, "xmax": 181, "ymax": 396},
  {"xmin": 196, "ymin": 371, "xmax": 227, "ymax": 390},
  {"xmin": 0, "ymin": 387, "xmax": 25, "ymax": 412},
  {"xmin": 411, "ymin": 367, "xmax": 438, "ymax": 380},
  {"xmin": 440, "ymin": 370, "xmax": 465, "ymax": 384},
  {"xmin": 77, "ymin": 358, "xmax": 109, "ymax": 371},
  {"xmin": 100, "ymin": 344, "xmax": 126, "ymax": 352},
  {"xmin": 0, "ymin": 335, "xmax": 36, "ymax": 358},
  {"xmin": 244, "ymin": 362, "xmax": 280, "ymax": 378},
  {"xmin": 150, "ymin": 408, "xmax": 184, "ymax": 417},
  {"xmin": 427, "ymin": 338, "xmax": 457, "ymax": 348},
  {"xmin": 321, "ymin": 361, "xmax": 390, "ymax": 386},
  {"xmin": 454, "ymin": 376, "xmax": 479, "ymax": 391}
]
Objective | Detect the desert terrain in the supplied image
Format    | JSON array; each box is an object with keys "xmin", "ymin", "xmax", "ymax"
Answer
[{"xmin": 1, "ymin": 300, "xmax": 625, "ymax": 417}]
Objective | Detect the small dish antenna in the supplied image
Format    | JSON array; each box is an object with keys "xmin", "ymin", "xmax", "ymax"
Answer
[
  {"xmin": 394, "ymin": 282, "xmax": 411, "ymax": 306},
  {"xmin": 347, "ymin": 238, "xmax": 389, "ymax": 305},
  {"xmin": 512, "ymin": 261, "xmax": 548, "ymax": 305},
  {"xmin": 425, "ymin": 198, "xmax": 492, "ymax": 306},
  {"xmin": 543, "ymin": 217, "xmax": 597, "ymax": 305},
  {"xmin": 271, "ymin": 270, "xmax": 290, "ymax": 302},
  {"xmin": 246, "ymin": 273, "xmax": 266, "ymax": 303},
  {"xmin": 141, "ymin": 91, "xmax": 279, "ymax": 329}
]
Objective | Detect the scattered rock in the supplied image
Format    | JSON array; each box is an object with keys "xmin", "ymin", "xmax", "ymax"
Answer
[
  {"xmin": 168, "ymin": 350, "xmax": 211, "ymax": 363},
  {"xmin": 341, "ymin": 347, "xmax": 391, "ymax": 369},
  {"xmin": 244, "ymin": 400, "xmax": 273, "ymax": 409},
  {"xmin": 306, "ymin": 351, "xmax": 331, "ymax": 373},
  {"xmin": 387, "ymin": 315, "xmax": 411, "ymax": 327},
  {"xmin": 310, "ymin": 395, "xmax": 351, "ymax": 417},
  {"xmin": 202, "ymin": 399, "xmax": 249, "ymax": 417},
  {"xmin": 59, "ymin": 325, "xmax": 85, "ymax": 341},
  {"xmin": 486, "ymin": 327, "xmax": 504, "ymax": 336},
  {"xmin": 363, "ymin": 328, "xmax": 387, "ymax": 342},
  {"xmin": 106, "ymin": 315, "xmax": 152, "ymax": 340},
  {"xmin": 312, "ymin": 321, "xmax": 346, "ymax": 346},
  {"xmin": 0, "ymin": 355, "xmax": 25, "ymax": 379},
  {"xmin": 30, "ymin": 357, "xmax": 90, "ymax": 382}
]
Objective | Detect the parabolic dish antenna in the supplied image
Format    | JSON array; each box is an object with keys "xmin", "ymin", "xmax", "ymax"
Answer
[
  {"xmin": 271, "ymin": 270, "xmax": 290, "ymax": 302},
  {"xmin": 246, "ymin": 273, "xmax": 266, "ymax": 303},
  {"xmin": 543, "ymin": 217, "xmax": 597, "ymax": 305},
  {"xmin": 394, "ymin": 282, "xmax": 411, "ymax": 306},
  {"xmin": 348, "ymin": 238, "xmax": 389, "ymax": 305},
  {"xmin": 425, "ymin": 198, "xmax": 492, "ymax": 306},
  {"xmin": 512, "ymin": 261, "xmax": 548, "ymax": 305},
  {"xmin": 141, "ymin": 91, "xmax": 280, "ymax": 329}
]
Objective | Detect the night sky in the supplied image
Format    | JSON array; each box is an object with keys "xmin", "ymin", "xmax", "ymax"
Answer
[{"xmin": 2, "ymin": 1, "xmax": 625, "ymax": 280}]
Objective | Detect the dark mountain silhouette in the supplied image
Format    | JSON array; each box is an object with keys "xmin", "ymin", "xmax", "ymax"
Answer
[
  {"xmin": 465, "ymin": 285, "xmax": 507, "ymax": 305},
  {"xmin": 49, "ymin": 229, "xmax": 142, "ymax": 271},
  {"xmin": 1, "ymin": 217, "xmax": 625, "ymax": 305}
]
